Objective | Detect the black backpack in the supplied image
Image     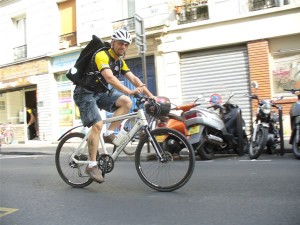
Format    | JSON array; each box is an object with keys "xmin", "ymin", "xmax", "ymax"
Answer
[{"xmin": 66, "ymin": 35, "xmax": 111, "ymax": 92}]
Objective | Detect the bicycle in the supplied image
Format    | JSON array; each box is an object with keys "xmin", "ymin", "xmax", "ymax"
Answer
[
  {"xmin": 55, "ymin": 95, "xmax": 195, "ymax": 192},
  {"xmin": 0, "ymin": 123, "xmax": 15, "ymax": 146}
]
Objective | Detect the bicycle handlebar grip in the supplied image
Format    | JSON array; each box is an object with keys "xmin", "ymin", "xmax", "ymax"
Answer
[{"xmin": 133, "ymin": 93, "xmax": 142, "ymax": 99}]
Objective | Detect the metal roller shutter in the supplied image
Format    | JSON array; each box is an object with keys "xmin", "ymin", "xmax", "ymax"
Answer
[{"xmin": 180, "ymin": 45, "xmax": 252, "ymax": 131}]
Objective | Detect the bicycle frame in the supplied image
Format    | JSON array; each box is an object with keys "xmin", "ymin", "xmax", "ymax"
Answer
[{"xmin": 70, "ymin": 108, "xmax": 158, "ymax": 164}]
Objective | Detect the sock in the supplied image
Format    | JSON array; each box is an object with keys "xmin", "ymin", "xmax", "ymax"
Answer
[
  {"xmin": 104, "ymin": 130, "xmax": 114, "ymax": 136},
  {"xmin": 88, "ymin": 161, "xmax": 97, "ymax": 168}
]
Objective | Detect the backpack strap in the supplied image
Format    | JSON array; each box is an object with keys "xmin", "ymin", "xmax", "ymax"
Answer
[{"xmin": 83, "ymin": 46, "xmax": 114, "ymax": 95}]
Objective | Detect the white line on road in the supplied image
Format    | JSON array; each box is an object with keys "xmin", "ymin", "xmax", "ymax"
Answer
[{"xmin": 0, "ymin": 154, "xmax": 51, "ymax": 159}]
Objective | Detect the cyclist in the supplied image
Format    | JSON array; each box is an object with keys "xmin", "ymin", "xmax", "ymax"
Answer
[{"xmin": 73, "ymin": 29, "xmax": 155, "ymax": 183}]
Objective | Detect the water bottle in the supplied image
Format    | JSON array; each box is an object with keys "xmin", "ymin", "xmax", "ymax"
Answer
[{"xmin": 113, "ymin": 126, "xmax": 128, "ymax": 146}]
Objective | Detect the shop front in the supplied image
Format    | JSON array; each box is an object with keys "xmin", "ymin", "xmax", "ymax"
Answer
[{"xmin": 0, "ymin": 58, "xmax": 48, "ymax": 143}]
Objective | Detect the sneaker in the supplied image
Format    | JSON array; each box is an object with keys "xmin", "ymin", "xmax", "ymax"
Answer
[
  {"xmin": 103, "ymin": 133, "xmax": 116, "ymax": 145},
  {"xmin": 85, "ymin": 166, "xmax": 104, "ymax": 183}
]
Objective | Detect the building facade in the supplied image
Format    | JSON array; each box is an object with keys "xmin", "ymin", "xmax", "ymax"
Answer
[{"xmin": 0, "ymin": 0, "xmax": 299, "ymax": 142}]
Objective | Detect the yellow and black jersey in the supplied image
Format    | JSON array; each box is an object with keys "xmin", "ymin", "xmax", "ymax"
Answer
[{"xmin": 95, "ymin": 48, "xmax": 130, "ymax": 77}]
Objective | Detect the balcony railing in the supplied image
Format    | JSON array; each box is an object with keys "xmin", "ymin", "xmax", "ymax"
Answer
[
  {"xmin": 59, "ymin": 32, "xmax": 77, "ymax": 49},
  {"xmin": 112, "ymin": 17, "xmax": 135, "ymax": 31},
  {"xmin": 13, "ymin": 45, "xmax": 27, "ymax": 61},
  {"xmin": 175, "ymin": 1, "xmax": 209, "ymax": 25}
]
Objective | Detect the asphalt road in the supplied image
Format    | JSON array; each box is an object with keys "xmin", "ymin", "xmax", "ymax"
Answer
[{"xmin": 0, "ymin": 152, "xmax": 299, "ymax": 225}]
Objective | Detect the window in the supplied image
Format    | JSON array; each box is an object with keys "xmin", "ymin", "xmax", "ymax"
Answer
[
  {"xmin": 58, "ymin": 0, "xmax": 77, "ymax": 48},
  {"xmin": 272, "ymin": 53, "xmax": 300, "ymax": 94},
  {"xmin": 13, "ymin": 16, "xmax": 27, "ymax": 61},
  {"xmin": 112, "ymin": 0, "xmax": 136, "ymax": 31}
]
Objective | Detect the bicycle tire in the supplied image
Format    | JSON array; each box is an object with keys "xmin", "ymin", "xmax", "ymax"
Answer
[
  {"xmin": 135, "ymin": 128, "xmax": 195, "ymax": 192},
  {"xmin": 248, "ymin": 124, "xmax": 268, "ymax": 159},
  {"xmin": 122, "ymin": 146, "xmax": 136, "ymax": 155},
  {"xmin": 55, "ymin": 132, "xmax": 93, "ymax": 188}
]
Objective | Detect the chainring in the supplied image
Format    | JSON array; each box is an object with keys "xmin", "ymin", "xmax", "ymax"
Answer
[{"xmin": 97, "ymin": 154, "xmax": 114, "ymax": 175}]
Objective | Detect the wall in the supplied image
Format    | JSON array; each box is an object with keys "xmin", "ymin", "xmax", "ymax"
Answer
[{"xmin": 0, "ymin": 0, "xmax": 60, "ymax": 65}]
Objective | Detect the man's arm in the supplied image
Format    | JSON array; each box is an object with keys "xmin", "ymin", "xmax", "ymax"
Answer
[
  {"xmin": 124, "ymin": 71, "xmax": 154, "ymax": 98},
  {"xmin": 101, "ymin": 69, "xmax": 140, "ymax": 96}
]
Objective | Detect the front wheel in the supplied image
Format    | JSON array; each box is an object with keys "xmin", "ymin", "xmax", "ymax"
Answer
[
  {"xmin": 55, "ymin": 132, "xmax": 93, "ymax": 188},
  {"xmin": 248, "ymin": 124, "xmax": 268, "ymax": 159},
  {"xmin": 135, "ymin": 128, "xmax": 195, "ymax": 192}
]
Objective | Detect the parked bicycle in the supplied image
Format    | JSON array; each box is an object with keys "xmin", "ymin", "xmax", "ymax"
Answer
[
  {"xmin": 55, "ymin": 95, "xmax": 195, "ymax": 192},
  {"xmin": 0, "ymin": 123, "xmax": 15, "ymax": 146}
]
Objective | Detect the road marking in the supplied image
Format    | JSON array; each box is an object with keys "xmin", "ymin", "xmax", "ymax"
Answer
[
  {"xmin": 0, "ymin": 207, "xmax": 19, "ymax": 218},
  {"xmin": 239, "ymin": 159, "xmax": 272, "ymax": 162},
  {"xmin": 0, "ymin": 154, "xmax": 50, "ymax": 159}
]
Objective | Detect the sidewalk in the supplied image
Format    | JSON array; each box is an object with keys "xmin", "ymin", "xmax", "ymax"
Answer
[{"xmin": 0, "ymin": 139, "xmax": 153, "ymax": 160}]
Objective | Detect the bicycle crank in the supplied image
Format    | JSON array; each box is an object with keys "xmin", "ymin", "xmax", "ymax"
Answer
[{"xmin": 97, "ymin": 154, "xmax": 114, "ymax": 176}]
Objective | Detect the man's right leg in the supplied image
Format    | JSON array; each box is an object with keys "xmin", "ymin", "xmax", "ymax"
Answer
[{"xmin": 86, "ymin": 120, "xmax": 104, "ymax": 183}]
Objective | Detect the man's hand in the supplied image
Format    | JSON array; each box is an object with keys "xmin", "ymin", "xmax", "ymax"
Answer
[{"xmin": 129, "ymin": 88, "xmax": 142, "ymax": 96}]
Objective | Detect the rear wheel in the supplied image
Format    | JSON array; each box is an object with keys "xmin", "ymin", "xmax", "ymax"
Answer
[
  {"xmin": 135, "ymin": 128, "xmax": 195, "ymax": 192},
  {"xmin": 55, "ymin": 132, "xmax": 93, "ymax": 188},
  {"xmin": 197, "ymin": 131, "xmax": 215, "ymax": 160}
]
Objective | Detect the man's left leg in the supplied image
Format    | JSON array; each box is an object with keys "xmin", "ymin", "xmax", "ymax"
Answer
[{"xmin": 103, "ymin": 95, "xmax": 132, "ymax": 143}]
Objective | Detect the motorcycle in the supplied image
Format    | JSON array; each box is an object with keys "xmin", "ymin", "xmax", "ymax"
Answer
[
  {"xmin": 283, "ymin": 88, "xmax": 300, "ymax": 159},
  {"xmin": 247, "ymin": 81, "xmax": 284, "ymax": 159},
  {"xmin": 154, "ymin": 93, "xmax": 248, "ymax": 160}
]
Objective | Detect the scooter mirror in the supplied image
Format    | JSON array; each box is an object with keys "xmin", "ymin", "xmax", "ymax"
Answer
[
  {"xmin": 194, "ymin": 94, "xmax": 204, "ymax": 103},
  {"xmin": 252, "ymin": 81, "xmax": 258, "ymax": 89}
]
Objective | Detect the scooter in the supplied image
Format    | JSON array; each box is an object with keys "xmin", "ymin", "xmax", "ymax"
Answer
[
  {"xmin": 154, "ymin": 93, "xmax": 248, "ymax": 160},
  {"xmin": 247, "ymin": 81, "xmax": 284, "ymax": 159},
  {"xmin": 283, "ymin": 88, "xmax": 300, "ymax": 159}
]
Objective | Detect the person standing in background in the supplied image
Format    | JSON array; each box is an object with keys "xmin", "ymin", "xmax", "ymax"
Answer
[{"xmin": 27, "ymin": 107, "xmax": 38, "ymax": 140}]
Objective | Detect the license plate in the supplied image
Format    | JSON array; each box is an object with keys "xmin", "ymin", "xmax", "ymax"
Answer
[
  {"xmin": 155, "ymin": 135, "xmax": 168, "ymax": 143},
  {"xmin": 188, "ymin": 125, "xmax": 200, "ymax": 135}
]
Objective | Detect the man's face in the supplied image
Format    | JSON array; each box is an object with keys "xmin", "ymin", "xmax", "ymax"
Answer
[{"xmin": 113, "ymin": 40, "xmax": 129, "ymax": 57}]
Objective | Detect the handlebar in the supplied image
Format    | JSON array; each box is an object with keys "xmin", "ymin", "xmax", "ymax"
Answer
[
  {"xmin": 284, "ymin": 88, "xmax": 300, "ymax": 94},
  {"xmin": 284, "ymin": 88, "xmax": 300, "ymax": 100},
  {"xmin": 133, "ymin": 94, "xmax": 152, "ymax": 108}
]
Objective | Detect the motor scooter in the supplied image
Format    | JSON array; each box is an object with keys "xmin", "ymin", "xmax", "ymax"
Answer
[
  {"xmin": 283, "ymin": 88, "xmax": 300, "ymax": 159},
  {"xmin": 154, "ymin": 93, "xmax": 248, "ymax": 160}
]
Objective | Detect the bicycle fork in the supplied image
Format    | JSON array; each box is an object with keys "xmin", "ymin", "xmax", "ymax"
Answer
[{"xmin": 143, "ymin": 126, "xmax": 168, "ymax": 162}]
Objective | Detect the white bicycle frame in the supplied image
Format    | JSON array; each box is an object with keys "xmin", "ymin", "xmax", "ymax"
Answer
[{"xmin": 69, "ymin": 108, "xmax": 161, "ymax": 165}]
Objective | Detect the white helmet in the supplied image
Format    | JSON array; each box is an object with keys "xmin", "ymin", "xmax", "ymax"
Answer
[{"xmin": 111, "ymin": 29, "xmax": 132, "ymax": 44}]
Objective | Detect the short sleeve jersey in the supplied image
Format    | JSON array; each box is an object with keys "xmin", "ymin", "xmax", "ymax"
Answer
[{"xmin": 95, "ymin": 48, "xmax": 130, "ymax": 77}]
